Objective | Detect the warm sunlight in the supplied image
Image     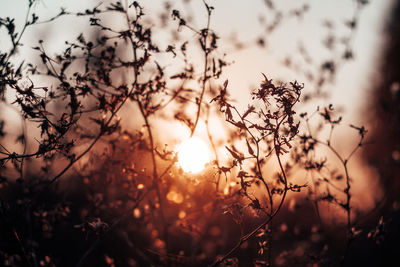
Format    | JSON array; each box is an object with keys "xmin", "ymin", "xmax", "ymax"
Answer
[
  {"xmin": 1, "ymin": 0, "xmax": 394, "ymax": 265},
  {"xmin": 176, "ymin": 137, "xmax": 210, "ymax": 173}
]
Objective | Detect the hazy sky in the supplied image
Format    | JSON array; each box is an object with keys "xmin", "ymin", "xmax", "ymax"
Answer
[{"xmin": 1, "ymin": 0, "xmax": 391, "ymax": 125}]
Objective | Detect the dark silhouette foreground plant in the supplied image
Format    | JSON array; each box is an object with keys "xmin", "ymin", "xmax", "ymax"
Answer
[{"xmin": 0, "ymin": 0, "xmax": 391, "ymax": 266}]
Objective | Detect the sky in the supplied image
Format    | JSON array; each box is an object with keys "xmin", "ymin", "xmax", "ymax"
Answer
[{"xmin": 1, "ymin": 0, "xmax": 390, "ymax": 118}]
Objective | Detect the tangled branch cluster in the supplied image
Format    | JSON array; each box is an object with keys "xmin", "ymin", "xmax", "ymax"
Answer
[{"xmin": 0, "ymin": 1, "xmax": 388, "ymax": 266}]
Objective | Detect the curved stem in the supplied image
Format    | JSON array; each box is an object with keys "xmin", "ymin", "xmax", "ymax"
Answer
[
  {"xmin": 205, "ymin": 107, "xmax": 221, "ymax": 191},
  {"xmin": 125, "ymin": 8, "xmax": 169, "ymax": 253},
  {"xmin": 231, "ymin": 106, "xmax": 273, "ymax": 213},
  {"xmin": 313, "ymin": 139, "xmax": 352, "ymax": 230},
  {"xmin": 211, "ymin": 118, "xmax": 291, "ymax": 267},
  {"xmin": 191, "ymin": 1, "xmax": 211, "ymax": 137}
]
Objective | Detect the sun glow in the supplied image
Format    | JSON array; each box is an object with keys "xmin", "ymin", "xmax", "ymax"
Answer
[{"xmin": 176, "ymin": 137, "xmax": 210, "ymax": 173}]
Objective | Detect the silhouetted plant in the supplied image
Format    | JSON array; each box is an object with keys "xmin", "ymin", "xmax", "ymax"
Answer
[{"xmin": 0, "ymin": 0, "xmax": 393, "ymax": 266}]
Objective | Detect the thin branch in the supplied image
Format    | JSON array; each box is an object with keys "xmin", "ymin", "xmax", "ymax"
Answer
[{"xmin": 191, "ymin": 0, "xmax": 212, "ymax": 137}]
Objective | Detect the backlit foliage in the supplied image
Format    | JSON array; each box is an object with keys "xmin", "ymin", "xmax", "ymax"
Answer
[{"xmin": 0, "ymin": 0, "xmax": 394, "ymax": 266}]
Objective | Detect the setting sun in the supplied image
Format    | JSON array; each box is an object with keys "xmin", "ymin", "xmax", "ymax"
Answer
[{"xmin": 176, "ymin": 137, "xmax": 210, "ymax": 173}]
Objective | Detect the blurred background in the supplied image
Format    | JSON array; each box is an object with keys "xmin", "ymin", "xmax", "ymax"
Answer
[{"xmin": 1, "ymin": 0, "xmax": 400, "ymax": 266}]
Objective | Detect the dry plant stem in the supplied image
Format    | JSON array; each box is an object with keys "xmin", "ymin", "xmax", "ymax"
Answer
[
  {"xmin": 304, "ymin": 117, "xmax": 324, "ymax": 225},
  {"xmin": 18, "ymin": 119, "xmax": 27, "ymax": 181},
  {"xmin": 5, "ymin": 0, "xmax": 33, "ymax": 62},
  {"xmin": 0, "ymin": 77, "xmax": 134, "ymax": 163},
  {"xmin": 190, "ymin": 0, "xmax": 211, "ymax": 137},
  {"xmin": 157, "ymin": 81, "xmax": 187, "ymax": 111},
  {"xmin": 212, "ymin": 79, "xmax": 301, "ymax": 265},
  {"xmin": 205, "ymin": 107, "xmax": 221, "ymax": 191},
  {"xmin": 137, "ymin": 100, "xmax": 170, "ymax": 253},
  {"xmin": 124, "ymin": 6, "xmax": 170, "ymax": 253},
  {"xmin": 310, "ymin": 171, "xmax": 322, "ymax": 223},
  {"xmin": 12, "ymin": 228, "xmax": 31, "ymax": 266},
  {"xmin": 18, "ymin": 122, "xmax": 35, "ymax": 267},
  {"xmin": 310, "ymin": 132, "xmax": 364, "ymax": 265},
  {"xmin": 211, "ymin": 119, "xmax": 290, "ymax": 267},
  {"xmin": 46, "ymin": 122, "xmax": 104, "ymax": 185},
  {"xmin": 231, "ymin": 106, "xmax": 273, "ymax": 213},
  {"xmin": 211, "ymin": 162, "xmax": 288, "ymax": 267},
  {"xmin": 0, "ymin": 97, "xmax": 67, "ymax": 162},
  {"xmin": 5, "ymin": 16, "xmax": 114, "ymax": 170},
  {"xmin": 38, "ymin": 6, "xmax": 138, "ymax": 187},
  {"xmin": 305, "ymin": 113, "xmax": 364, "ymax": 232},
  {"xmin": 314, "ymin": 139, "xmax": 352, "ymax": 230}
]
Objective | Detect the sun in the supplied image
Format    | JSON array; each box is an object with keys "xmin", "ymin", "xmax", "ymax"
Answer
[{"xmin": 176, "ymin": 137, "xmax": 210, "ymax": 173}]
